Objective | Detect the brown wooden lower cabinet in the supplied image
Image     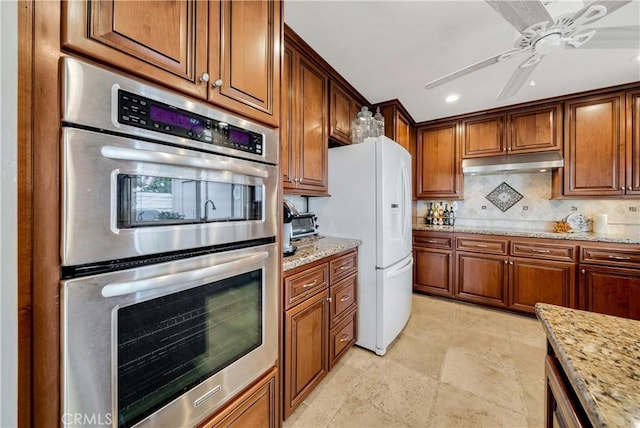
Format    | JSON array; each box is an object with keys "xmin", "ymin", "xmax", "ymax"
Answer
[
  {"xmin": 509, "ymin": 258, "xmax": 575, "ymax": 314},
  {"xmin": 283, "ymin": 289, "xmax": 329, "ymax": 419},
  {"xmin": 414, "ymin": 230, "xmax": 640, "ymax": 318},
  {"xmin": 283, "ymin": 248, "xmax": 359, "ymax": 419},
  {"xmin": 199, "ymin": 367, "xmax": 277, "ymax": 428},
  {"xmin": 413, "ymin": 247, "xmax": 453, "ymax": 297},
  {"xmin": 455, "ymin": 251, "xmax": 508, "ymax": 308},
  {"xmin": 580, "ymin": 265, "xmax": 640, "ymax": 320},
  {"xmin": 544, "ymin": 354, "xmax": 589, "ymax": 428}
]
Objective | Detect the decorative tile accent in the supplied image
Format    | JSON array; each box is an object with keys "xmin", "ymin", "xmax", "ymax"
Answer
[{"xmin": 485, "ymin": 182, "xmax": 523, "ymax": 212}]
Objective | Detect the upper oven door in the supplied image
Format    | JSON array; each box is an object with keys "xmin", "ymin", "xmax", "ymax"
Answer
[{"xmin": 61, "ymin": 127, "xmax": 278, "ymax": 266}]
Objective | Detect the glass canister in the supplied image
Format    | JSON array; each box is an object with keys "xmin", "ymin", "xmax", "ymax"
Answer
[{"xmin": 351, "ymin": 106, "xmax": 377, "ymax": 143}]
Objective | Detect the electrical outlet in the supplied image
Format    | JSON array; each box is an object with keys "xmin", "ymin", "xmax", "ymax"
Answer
[
  {"xmin": 523, "ymin": 206, "xmax": 529, "ymax": 211},
  {"xmin": 629, "ymin": 206, "xmax": 638, "ymax": 213},
  {"xmin": 571, "ymin": 206, "xmax": 578, "ymax": 211},
  {"xmin": 481, "ymin": 205, "xmax": 487, "ymax": 210}
]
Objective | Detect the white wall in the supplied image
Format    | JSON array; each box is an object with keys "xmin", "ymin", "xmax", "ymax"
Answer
[{"xmin": 1, "ymin": 1, "xmax": 19, "ymax": 426}]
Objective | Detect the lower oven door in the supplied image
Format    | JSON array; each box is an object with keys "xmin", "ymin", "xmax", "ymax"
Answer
[
  {"xmin": 61, "ymin": 242, "xmax": 278, "ymax": 428},
  {"xmin": 61, "ymin": 127, "xmax": 278, "ymax": 266}
]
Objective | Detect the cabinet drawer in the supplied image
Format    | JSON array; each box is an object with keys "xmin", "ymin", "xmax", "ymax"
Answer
[
  {"xmin": 581, "ymin": 247, "xmax": 640, "ymax": 269},
  {"xmin": 284, "ymin": 263, "xmax": 329, "ymax": 310},
  {"xmin": 330, "ymin": 274, "xmax": 357, "ymax": 326},
  {"xmin": 329, "ymin": 251, "xmax": 358, "ymax": 284},
  {"xmin": 510, "ymin": 241, "xmax": 576, "ymax": 261},
  {"xmin": 456, "ymin": 237, "xmax": 508, "ymax": 255},
  {"xmin": 413, "ymin": 232, "xmax": 453, "ymax": 249},
  {"xmin": 329, "ymin": 308, "xmax": 357, "ymax": 369}
]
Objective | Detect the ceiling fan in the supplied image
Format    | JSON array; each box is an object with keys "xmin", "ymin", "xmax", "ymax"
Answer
[{"xmin": 425, "ymin": 0, "xmax": 640, "ymax": 100}]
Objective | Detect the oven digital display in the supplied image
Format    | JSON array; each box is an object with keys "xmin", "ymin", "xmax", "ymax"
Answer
[
  {"xmin": 229, "ymin": 128, "xmax": 251, "ymax": 146},
  {"xmin": 150, "ymin": 105, "xmax": 204, "ymax": 131}
]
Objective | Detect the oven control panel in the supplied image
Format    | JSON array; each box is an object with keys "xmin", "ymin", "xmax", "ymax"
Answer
[{"xmin": 117, "ymin": 90, "xmax": 263, "ymax": 155}]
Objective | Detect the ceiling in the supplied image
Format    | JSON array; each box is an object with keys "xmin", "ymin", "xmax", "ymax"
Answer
[{"xmin": 284, "ymin": 0, "xmax": 640, "ymax": 123}]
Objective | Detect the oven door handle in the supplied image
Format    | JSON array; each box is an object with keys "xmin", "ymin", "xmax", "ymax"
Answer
[
  {"xmin": 101, "ymin": 251, "xmax": 269, "ymax": 298},
  {"xmin": 100, "ymin": 145, "xmax": 269, "ymax": 178}
]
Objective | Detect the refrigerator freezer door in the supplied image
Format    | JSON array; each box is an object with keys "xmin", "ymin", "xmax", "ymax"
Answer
[
  {"xmin": 376, "ymin": 137, "xmax": 412, "ymax": 268},
  {"xmin": 375, "ymin": 254, "xmax": 413, "ymax": 355}
]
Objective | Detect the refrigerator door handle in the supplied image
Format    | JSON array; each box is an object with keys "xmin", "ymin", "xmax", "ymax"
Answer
[
  {"xmin": 387, "ymin": 256, "xmax": 413, "ymax": 278},
  {"xmin": 400, "ymin": 162, "xmax": 408, "ymax": 242}
]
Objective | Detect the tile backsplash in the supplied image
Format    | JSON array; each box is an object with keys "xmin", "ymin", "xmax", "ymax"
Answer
[{"xmin": 414, "ymin": 172, "xmax": 640, "ymax": 237}]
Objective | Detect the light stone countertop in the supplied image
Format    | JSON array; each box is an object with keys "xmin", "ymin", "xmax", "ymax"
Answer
[
  {"xmin": 283, "ymin": 236, "xmax": 362, "ymax": 272},
  {"xmin": 535, "ymin": 304, "xmax": 640, "ymax": 428},
  {"xmin": 413, "ymin": 224, "xmax": 640, "ymax": 245}
]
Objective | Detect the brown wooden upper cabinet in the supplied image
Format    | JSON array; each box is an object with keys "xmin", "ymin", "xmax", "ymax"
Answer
[
  {"xmin": 626, "ymin": 89, "xmax": 640, "ymax": 195},
  {"xmin": 461, "ymin": 103, "xmax": 562, "ymax": 158},
  {"xmin": 63, "ymin": 0, "xmax": 281, "ymax": 127},
  {"xmin": 562, "ymin": 93, "xmax": 625, "ymax": 196},
  {"xmin": 329, "ymin": 81, "xmax": 361, "ymax": 146},
  {"xmin": 377, "ymin": 99, "xmax": 414, "ymax": 152},
  {"xmin": 281, "ymin": 34, "xmax": 329, "ymax": 195},
  {"xmin": 415, "ymin": 121, "xmax": 463, "ymax": 199},
  {"xmin": 507, "ymin": 103, "xmax": 563, "ymax": 154},
  {"xmin": 461, "ymin": 112, "xmax": 505, "ymax": 158}
]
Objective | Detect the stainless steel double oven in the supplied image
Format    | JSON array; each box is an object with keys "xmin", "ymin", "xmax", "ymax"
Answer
[{"xmin": 60, "ymin": 58, "xmax": 279, "ymax": 427}]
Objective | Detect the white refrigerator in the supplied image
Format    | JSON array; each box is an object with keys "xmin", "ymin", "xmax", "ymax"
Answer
[{"xmin": 309, "ymin": 136, "xmax": 413, "ymax": 356}]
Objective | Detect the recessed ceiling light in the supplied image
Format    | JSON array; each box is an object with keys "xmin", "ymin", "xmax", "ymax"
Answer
[
  {"xmin": 539, "ymin": 169, "xmax": 548, "ymax": 173},
  {"xmin": 631, "ymin": 54, "xmax": 640, "ymax": 62},
  {"xmin": 445, "ymin": 94, "xmax": 459, "ymax": 103},
  {"xmin": 529, "ymin": 80, "xmax": 536, "ymax": 87}
]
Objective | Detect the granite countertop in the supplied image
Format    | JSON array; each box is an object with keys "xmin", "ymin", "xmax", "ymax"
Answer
[
  {"xmin": 283, "ymin": 236, "xmax": 362, "ymax": 272},
  {"xmin": 535, "ymin": 304, "xmax": 640, "ymax": 428},
  {"xmin": 413, "ymin": 224, "xmax": 640, "ymax": 245}
]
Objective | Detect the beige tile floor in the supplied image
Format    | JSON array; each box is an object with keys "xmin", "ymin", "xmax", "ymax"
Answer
[{"xmin": 284, "ymin": 294, "xmax": 547, "ymax": 428}]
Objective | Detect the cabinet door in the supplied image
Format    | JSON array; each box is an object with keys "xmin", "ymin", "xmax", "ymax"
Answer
[
  {"xmin": 581, "ymin": 266, "xmax": 640, "ymax": 320},
  {"xmin": 209, "ymin": 0, "xmax": 281, "ymax": 127},
  {"xmin": 329, "ymin": 82, "xmax": 355, "ymax": 145},
  {"xmin": 281, "ymin": 43, "xmax": 296, "ymax": 190},
  {"xmin": 461, "ymin": 113, "xmax": 505, "ymax": 158},
  {"xmin": 200, "ymin": 368, "xmax": 276, "ymax": 428},
  {"xmin": 295, "ymin": 55, "xmax": 329, "ymax": 193},
  {"xmin": 413, "ymin": 248, "xmax": 453, "ymax": 297},
  {"xmin": 455, "ymin": 252, "xmax": 507, "ymax": 307},
  {"xmin": 508, "ymin": 103, "xmax": 562, "ymax": 154},
  {"xmin": 415, "ymin": 121, "xmax": 462, "ymax": 199},
  {"xmin": 63, "ymin": 0, "xmax": 209, "ymax": 99},
  {"xmin": 395, "ymin": 112, "xmax": 412, "ymax": 152},
  {"xmin": 509, "ymin": 258, "xmax": 575, "ymax": 314},
  {"xmin": 627, "ymin": 90, "xmax": 640, "ymax": 195},
  {"xmin": 563, "ymin": 93, "xmax": 625, "ymax": 196},
  {"xmin": 283, "ymin": 290, "xmax": 329, "ymax": 419}
]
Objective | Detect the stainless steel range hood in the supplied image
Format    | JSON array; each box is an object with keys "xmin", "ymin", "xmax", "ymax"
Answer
[{"xmin": 462, "ymin": 151, "xmax": 563, "ymax": 175}]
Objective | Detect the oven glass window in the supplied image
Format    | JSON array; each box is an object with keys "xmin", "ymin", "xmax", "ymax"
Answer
[
  {"xmin": 116, "ymin": 270, "xmax": 263, "ymax": 428},
  {"xmin": 117, "ymin": 174, "xmax": 263, "ymax": 227}
]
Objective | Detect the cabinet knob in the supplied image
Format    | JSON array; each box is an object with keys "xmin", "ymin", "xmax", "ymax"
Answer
[
  {"xmin": 629, "ymin": 186, "xmax": 633, "ymax": 190},
  {"xmin": 199, "ymin": 72, "xmax": 210, "ymax": 83},
  {"xmin": 299, "ymin": 178, "xmax": 303, "ymax": 183},
  {"xmin": 504, "ymin": 260, "xmax": 508, "ymax": 264},
  {"xmin": 212, "ymin": 79, "xmax": 223, "ymax": 88},
  {"xmin": 509, "ymin": 261, "xmax": 513, "ymax": 265},
  {"xmin": 620, "ymin": 187, "xmax": 624, "ymax": 191},
  {"xmin": 582, "ymin": 269, "xmax": 586, "ymax": 274}
]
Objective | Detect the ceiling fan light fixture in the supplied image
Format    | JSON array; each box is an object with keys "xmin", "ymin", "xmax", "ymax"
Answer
[{"xmin": 445, "ymin": 94, "xmax": 460, "ymax": 103}]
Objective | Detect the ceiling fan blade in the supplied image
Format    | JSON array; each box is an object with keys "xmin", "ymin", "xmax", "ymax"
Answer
[
  {"xmin": 485, "ymin": 0, "xmax": 553, "ymax": 33},
  {"xmin": 569, "ymin": 26, "xmax": 640, "ymax": 49},
  {"xmin": 570, "ymin": 1, "xmax": 633, "ymax": 26},
  {"xmin": 496, "ymin": 56, "xmax": 542, "ymax": 101},
  {"xmin": 425, "ymin": 49, "xmax": 523, "ymax": 89}
]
